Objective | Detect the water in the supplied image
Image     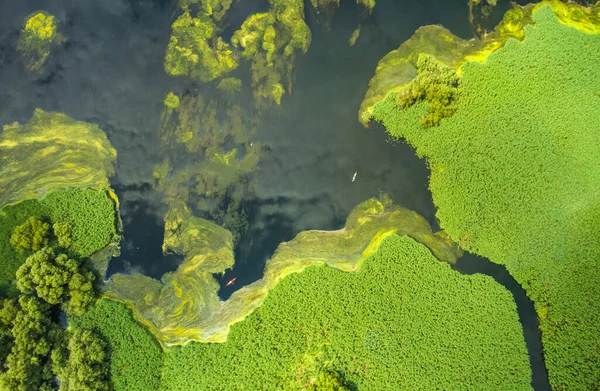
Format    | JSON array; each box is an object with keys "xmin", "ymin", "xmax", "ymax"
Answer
[
  {"xmin": 454, "ymin": 253, "xmax": 551, "ymax": 391},
  {"xmin": 0, "ymin": 0, "xmax": 548, "ymax": 388}
]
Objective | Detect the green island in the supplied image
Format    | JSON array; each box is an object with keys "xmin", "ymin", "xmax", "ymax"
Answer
[{"xmin": 363, "ymin": 2, "xmax": 600, "ymax": 389}]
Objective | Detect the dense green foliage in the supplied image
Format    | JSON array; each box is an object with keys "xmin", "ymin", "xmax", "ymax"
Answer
[
  {"xmin": 0, "ymin": 188, "xmax": 116, "ymax": 296},
  {"xmin": 0, "ymin": 200, "xmax": 48, "ymax": 296},
  {"xmin": 372, "ymin": 6, "xmax": 600, "ymax": 390},
  {"xmin": 0, "ymin": 296, "xmax": 60, "ymax": 391},
  {"xmin": 395, "ymin": 54, "xmax": 459, "ymax": 127},
  {"xmin": 10, "ymin": 216, "xmax": 50, "ymax": 253},
  {"xmin": 159, "ymin": 235, "xmax": 530, "ymax": 390},
  {"xmin": 309, "ymin": 371, "xmax": 350, "ymax": 391},
  {"xmin": 69, "ymin": 299, "xmax": 163, "ymax": 391},
  {"xmin": 52, "ymin": 221, "xmax": 72, "ymax": 249},
  {"xmin": 16, "ymin": 247, "xmax": 95, "ymax": 315},
  {"xmin": 56, "ymin": 329, "xmax": 111, "ymax": 391},
  {"xmin": 42, "ymin": 188, "xmax": 118, "ymax": 258}
]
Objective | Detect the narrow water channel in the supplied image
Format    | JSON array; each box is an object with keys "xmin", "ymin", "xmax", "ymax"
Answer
[{"xmin": 454, "ymin": 253, "xmax": 550, "ymax": 391}]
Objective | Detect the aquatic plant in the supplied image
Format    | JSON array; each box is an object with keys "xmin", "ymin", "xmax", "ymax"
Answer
[
  {"xmin": 0, "ymin": 109, "xmax": 117, "ymax": 208},
  {"xmin": 69, "ymin": 299, "xmax": 163, "ymax": 391},
  {"xmin": 10, "ymin": 216, "xmax": 50, "ymax": 253},
  {"xmin": 217, "ymin": 77, "xmax": 242, "ymax": 96},
  {"xmin": 164, "ymin": 92, "xmax": 180, "ymax": 111},
  {"xmin": 371, "ymin": 4, "xmax": 600, "ymax": 389},
  {"xmin": 230, "ymin": 0, "xmax": 311, "ymax": 106},
  {"xmin": 104, "ymin": 197, "xmax": 462, "ymax": 346},
  {"xmin": 164, "ymin": 11, "xmax": 238, "ymax": 82},
  {"xmin": 177, "ymin": 0, "xmax": 234, "ymax": 21},
  {"xmin": 16, "ymin": 11, "xmax": 64, "ymax": 72},
  {"xmin": 159, "ymin": 235, "xmax": 530, "ymax": 390}
]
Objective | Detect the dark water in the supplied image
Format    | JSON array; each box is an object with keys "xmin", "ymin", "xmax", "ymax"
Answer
[
  {"xmin": 454, "ymin": 253, "xmax": 550, "ymax": 391},
  {"xmin": 0, "ymin": 0, "xmax": 548, "ymax": 388}
]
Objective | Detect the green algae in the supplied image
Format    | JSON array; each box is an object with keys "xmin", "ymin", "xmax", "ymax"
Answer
[
  {"xmin": 164, "ymin": 11, "xmax": 237, "ymax": 82},
  {"xmin": 370, "ymin": 4, "xmax": 600, "ymax": 389},
  {"xmin": 230, "ymin": 0, "xmax": 311, "ymax": 107},
  {"xmin": 0, "ymin": 109, "xmax": 117, "ymax": 208},
  {"xmin": 104, "ymin": 197, "xmax": 462, "ymax": 347},
  {"xmin": 155, "ymin": 90, "xmax": 259, "ymax": 241},
  {"xmin": 17, "ymin": 11, "xmax": 64, "ymax": 72},
  {"xmin": 177, "ymin": 0, "xmax": 234, "ymax": 22}
]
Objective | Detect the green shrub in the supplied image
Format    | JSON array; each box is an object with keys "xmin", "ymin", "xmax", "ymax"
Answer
[
  {"xmin": 309, "ymin": 371, "xmax": 350, "ymax": 391},
  {"xmin": 394, "ymin": 53, "xmax": 459, "ymax": 127},
  {"xmin": 69, "ymin": 299, "xmax": 163, "ymax": 391},
  {"xmin": 53, "ymin": 221, "xmax": 72, "ymax": 249},
  {"xmin": 372, "ymin": 6, "xmax": 600, "ymax": 390},
  {"xmin": 159, "ymin": 235, "xmax": 530, "ymax": 390},
  {"xmin": 57, "ymin": 329, "xmax": 111, "ymax": 391},
  {"xmin": 10, "ymin": 216, "xmax": 50, "ymax": 253},
  {"xmin": 0, "ymin": 296, "xmax": 59, "ymax": 391}
]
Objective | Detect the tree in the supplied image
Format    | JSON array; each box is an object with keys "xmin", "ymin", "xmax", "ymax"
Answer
[
  {"xmin": 395, "ymin": 53, "xmax": 460, "ymax": 128},
  {"xmin": 57, "ymin": 330, "xmax": 111, "ymax": 391},
  {"xmin": 16, "ymin": 248, "xmax": 96, "ymax": 315},
  {"xmin": 0, "ymin": 298, "xmax": 18, "ymax": 363},
  {"xmin": 0, "ymin": 296, "xmax": 57, "ymax": 391},
  {"xmin": 52, "ymin": 221, "xmax": 72, "ymax": 249},
  {"xmin": 10, "ymin": 216, "xmax": 50, "ymax": 253}
]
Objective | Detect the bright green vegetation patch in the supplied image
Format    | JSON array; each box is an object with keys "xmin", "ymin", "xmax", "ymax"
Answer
[
  {"xmin": 372, "ymin": 5, "xmax": 600, "ymax": 390},
  {"xmin": 0, "ymin": 188, "xmax": 118, "ymax": 296},
  {"xmin": 42, "ymin": 188, "xmax": 118, "ymax": 258},
  {"xmin": 160, "ymin": 235, "xmax": 531, "ymax": 391},
  {"xmin": 69, "ymin": 299, "xmax": 163, "ymax": 391}
]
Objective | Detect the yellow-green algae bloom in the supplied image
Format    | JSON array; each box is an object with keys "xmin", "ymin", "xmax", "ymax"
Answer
[
  {"xmin": 103, "ymin": 196, "xmax": 462, "ymax": 347},
  {"xmin": 0, "ymin": 109, "xmax": 117, "ymax": 208},
  {"xmin": 17, "ymin": 11, "xmax": 64, "ymax": 72},
  {"xmin": 368, "ymin": 2, "xmax": 600, "ymax": 389},
  {"xmin": 164, "ymin": 11, "xmax": 237, "ymax": 82},
  {"xmin": 230, "ymin": 0, "xmax": 311, "ymax": 106}
]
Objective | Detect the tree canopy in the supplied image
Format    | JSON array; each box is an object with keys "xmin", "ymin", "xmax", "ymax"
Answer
[
  {"xmin": 10, "ymin": 216, "xmax": 50, "ymax": 254},
  {"xmin": 16, "ymin": 247, "xmax": 95, "ymax": 315}
]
